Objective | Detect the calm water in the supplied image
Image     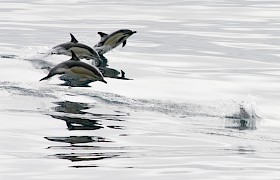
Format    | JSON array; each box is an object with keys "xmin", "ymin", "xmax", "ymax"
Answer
[{"xmin": 1, "ymin": 0, "xmax": 280, "ymax": 179}]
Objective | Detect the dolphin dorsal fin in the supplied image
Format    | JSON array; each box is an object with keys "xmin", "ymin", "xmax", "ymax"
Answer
[
  {"xmin": 70, "ymin": 33, "xmax": 78, "ymax": 43},
  {"xmin": 70, "ymin": 50, "xmax": 80, "ymax": 61},
  {"xmin": 121, "ymin": 70, "xmax": 125, "ymax": 78},
  {"xmin": 122, "ymin": 40, "xmax": 127, "ymax": 47}
]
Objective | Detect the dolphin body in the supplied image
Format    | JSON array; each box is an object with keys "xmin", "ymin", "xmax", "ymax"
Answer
[
  {"xmin": 40, "ymin": 51, "xmax": 107, "ymax": 84},
  {"xmin": 94, "ymin": 29, "xmax": 137, "ymax": 54},
  {"xmin": 52, "ymin": 33, "xmax": 102, "ymax": 66},
  {"xmin": 98, "ymin": 68, "xmax": 132, "ymax": 80}
]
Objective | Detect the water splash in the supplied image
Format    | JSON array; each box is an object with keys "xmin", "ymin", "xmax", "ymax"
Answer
[{"xmin": 222, "ymin": 96, "xmax": 261, "ymax": 130}]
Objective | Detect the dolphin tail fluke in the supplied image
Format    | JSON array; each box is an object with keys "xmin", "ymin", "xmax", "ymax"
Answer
[
  {"xmin": 70, "ymin": 33, "xmax": 78, "ymax": 43},
  {"xmin": 122, "ymin": 40, "xmax": 127, "ymax": 47}
]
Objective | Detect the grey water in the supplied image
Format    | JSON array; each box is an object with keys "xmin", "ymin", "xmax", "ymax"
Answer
[{"xmin": 1, "ymin": 0, "xmax": 280, "ymax": 179}]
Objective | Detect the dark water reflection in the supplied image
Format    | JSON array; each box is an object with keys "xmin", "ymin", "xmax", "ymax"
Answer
[
  {"xmin": 45, "ymin": 100, "xmax": 129, "ymax": 166},
  {"xmin": 51, "ymin": 101, "xmax": 103, "ymax": 130},
  {"xmin": 50, "ymin": 115, "xmax": 103, "ymax": 130},
  {"xmin": 45, "ymin": 136, "xmax": 111, "ymax": 144},
  {"xmin": 223, "ymin": 146, "xmax": 256, "ymax": 155},
  {"xmin": 54, "ymin": 152, "xmax": 122, "ymax": 163},
  {"xmin": 53, "ymin": 101, "xmax": 90, "ymax": 114},
  {"xmin": 51, "ymin": 100, "xmax": 127, "ymax": 124},
  {"xmin": 47, "ymin": 143, "xmax": 126, "ymax": 168}
]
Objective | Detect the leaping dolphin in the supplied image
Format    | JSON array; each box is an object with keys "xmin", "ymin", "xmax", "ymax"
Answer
[
  {"xmin": 94, "ymin": 29, "xmax": 137, "ymax": 54},
  {"xmin": 40, "ymin": 50, "xmax": 107, "ymax": 84},
  {"xmin": 52, "ymin": 33, "xmax": 102, "ymax": 66}
]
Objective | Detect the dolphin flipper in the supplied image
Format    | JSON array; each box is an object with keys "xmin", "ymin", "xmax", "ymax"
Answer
[{"xmin": 122, "ymin": 40, "xmax": 127, "ymax": 47}]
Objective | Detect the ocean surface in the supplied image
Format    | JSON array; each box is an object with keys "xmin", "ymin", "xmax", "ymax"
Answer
[{"xmin": 1, "ymin": 0, "xmax": 280, "ymax": 179}]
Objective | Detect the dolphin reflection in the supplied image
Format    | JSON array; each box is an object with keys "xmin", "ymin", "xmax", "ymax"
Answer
[
  {"xmin": 47, "ymin": 100, "xmax": 127, "ymax": 131},
  {"xmin": 44, "ymin": 100, "xmax": 129, "ymax": 167},
  {"xmin": 51, "ymin": 115, "xmax": 103, "ymax": 130},
  {"xmin": 45, "ymin": 136, "xmax": 111, "ymax": 144}
]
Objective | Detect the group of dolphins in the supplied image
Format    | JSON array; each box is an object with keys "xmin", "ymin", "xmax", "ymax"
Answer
[{"xmin": 39, "ymin": 29, "xmax": 137, "ymax": 86}]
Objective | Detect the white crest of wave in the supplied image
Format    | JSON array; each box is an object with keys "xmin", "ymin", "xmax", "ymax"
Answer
[{"xmin": 222, "ymin": 95, "xmax": 261, "ymax": 130}]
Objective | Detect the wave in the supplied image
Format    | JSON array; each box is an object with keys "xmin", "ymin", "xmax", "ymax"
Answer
[
  {"xmin": 0, "ymin": 77, "xmax": 261, "ymax": 131},
  {"xmin": 222, "ymin": 98, "xmax": 261, "ymax": 130}
]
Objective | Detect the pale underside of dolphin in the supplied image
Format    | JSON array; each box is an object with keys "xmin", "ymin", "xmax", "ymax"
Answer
[{"xmin": 94, "ymin": 29, "xmax": 137, "ymax": 54}]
